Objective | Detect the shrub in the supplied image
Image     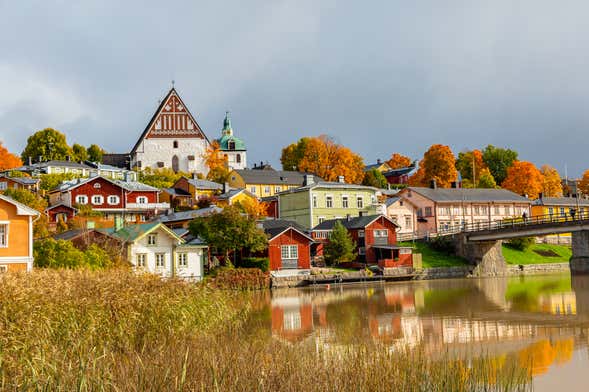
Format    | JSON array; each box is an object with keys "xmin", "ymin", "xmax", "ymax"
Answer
[
  {"xmin": 429, "ymin": 236, "xmax": 455, "ymax": 254},
  {"xmin": 239, "ymin": 257, "xmax": 269, "ymax": 272},
  {"xmin": 209, "ymin": 268, "xmax": 270, "ymax": 290},
  {"xmin": 34, "ymin": 239, "xmax": 113, "ymax": 269},
  {"xmin": 506, "ymin": 237, "xmax": 536, "ymax": 251}
]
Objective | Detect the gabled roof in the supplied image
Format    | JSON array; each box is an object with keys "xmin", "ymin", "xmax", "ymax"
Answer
[
  {"xmin": 0, "ymin": 174, "xmax": 39, "ymax": 185},
  {"xmin": 312, "ymin": 214, "xmax": 399, "ymax": 231},
  {"xmin": 279, "ymin": 181, "xmax": 379, "ymax": 195},
  {"xmin": 131, "ymin": 88, "xmax": 209, "ymax": 154},
  {"xmin": 162, "ymin": 188, "xmax": 191, "ymax": 197},
  {"xmin": 260, "ymin": 219, "xmax": 313, "ymax": 242},
  {"xmin": 231, "ymin": 169, "xmax": 322, "ymax": 186},
  {"xmin": 14, "ymin": 160, "xmax": 93, "ymax": 172},
  {"xmin": 0, "ymin": 194, "xmax": 40, "ymax": 216},
  {"xmin": 382, "ymin": 166, "xmax": 415, "ymax": 177},
  {"xmin": 45, "ymin": 203, "xmax": 77, "ymax": 212},
  {"xmin": 533, "ymin": 197, "xmax": 589, "ymax": 207},
  {"xmin": 364, "ymin": 162, "xmax": 392, "ymax": 172},
  {"xmin": 51, "ymin": 175, "xmax": 159, "ymax": 193},
  {"xmin": 100, "ymin": 222, "xmax": 182, "ymax": 243},
  {"xmin": 217, "ymin": 188, "xmax": 256, "ymax": 201},
  {"xmin": 157, "ymin": 205, "xmax": 223, "ymax": 223},
  {"xmin": 403, "ymin": 187, "xmax": 532, "ymax": 203}
]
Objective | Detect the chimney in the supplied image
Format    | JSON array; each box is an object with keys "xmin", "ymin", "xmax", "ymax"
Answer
[
  {"xmin": 303, "ymin": 174, "xmax": 315, "ymax": 187},
  {"xmin": 124, "ymin": 172, "xmax": 133, "ymax": 182},
  {"xmin": 451, "ymin": 181, "xmax": 457, "ymax": 188},
  {"xmin": 223, "ymin": 182, "xmax": 229, "ymax": 194},
  {"xmin": 538, "ymin": 192, "xmax": 543, "ymax": 200},
  {"xmin": 37, "ymin": 155, "xmax": 43, "ymax": 163},
  {"xmin": 430, "ymin": 179, "xmax": 437, "ymax": 189},
  {"xmin": 346, "ymin": 214, "xmax": 351, "ymax": 221},
  {"xmin": 27, "ymin": 156, "xmax": 32, "ymax": 166},
  {"xmin": 338, "ymin": 175, "xmax": 345, "ymax": 183},
  {"xmin": 66, "ymin": 155, "xmax": 71, "ymax": 162},
  {"xmin": 377, "ymin": 159, "xmax": 381, "ymax": 164}
]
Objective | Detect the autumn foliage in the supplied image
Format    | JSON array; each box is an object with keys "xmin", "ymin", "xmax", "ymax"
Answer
[
  {"xmin": 0, "ymin": 142, "xmax": 22, "ymax": 170},
  {"xmin": 501, "ymin": 161, "xmax": 543, "ymax": 198},
  {"xmin": 578, "ymin": 170, "xmax": 589, "ymax": 196},
  {"xmin": 540, "ymin": 165, "xmax": 563, "ymax": 197},
  {"xmin": 386, "ymin": 153, "xmax": 412, "ymax": 169},
  {"xmin": 204, "ymin": 140, "xmax": 229, "ymax": 183},
  {"xmin": 409, "ymin": 144, "xmax": 458, "ymax": 188},
  {"xmin": 281, "ymin": 136, "xmax": 365, "ymax": 184}
]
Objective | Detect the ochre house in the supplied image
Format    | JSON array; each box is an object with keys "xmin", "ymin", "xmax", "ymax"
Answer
[
  {"xmin": 0, "ymin": 195, "xmax": 40, "ymax": 272},
  {"xmin": 227, "ymin": 169, "xmax": 322, "ymax": 198}
]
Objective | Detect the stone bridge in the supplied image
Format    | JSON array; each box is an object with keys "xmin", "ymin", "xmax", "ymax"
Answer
[{"xmin": 451, "ymin": 217, "xmax": 589, "ymax": 276}]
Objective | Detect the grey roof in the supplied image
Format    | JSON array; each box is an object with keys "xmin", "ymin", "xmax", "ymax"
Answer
[
  {"xmin": 162, "ymin": 187, "xmax": 191, "ymax": 197},
  {"xmin": 382, "ymin": 167, "xmax": 415, "ymax": 177},
  {"xmin": 52, "ymin": 229, "xmax": 85, "ymax": 241},
  {"xmin": 533, "ymin": 197, "xmax": 589, "ymax": 207},
  {"xmin": 406, "ymin": 187, "xmax": 532, "ymax": 203},
  {"xmin": 186, "ymin": 178, "xmax": 223, "ymax": 190},
  {"xmin": 259, "ymin": 219, "xmax": 312, "ymax": 240},
  {"xmin": 217, "ymin": 188, "xmax": 254, "ymax": 200},
  {"xmin": 157, "ymin": 205, "xmax": 223, "ymax": 223},
  {"xmin": 313, "ymin": 214, "xmax": 398, "ymax": 231},
  {"xmin": 16, "ymin": 160, "xmax": 92, "ymax": 172},
  {"xmin": 232, "ymin": 169, "xmax": 322, "ymax": 186},
  {"xmin": 385, "ymin": 196, "xmax": 401, "ymax": 207},
  {"xmin": 279, "ymin": 181, "xmax": 379, "ymax": 195},
  {"xmin": 0, "ymin": 174, "xmax": 39, "ymax": 185},
  {"xmin": 171, "ymin": 228, "xmax": 207, "ymax": 246}
]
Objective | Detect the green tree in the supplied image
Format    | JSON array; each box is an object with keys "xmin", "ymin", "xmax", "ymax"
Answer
[
  {"xmin": 3, "ymin": 188, "xmax": 49, "ymax": 238},
  {"xmin": 33, "ymin": 239, "xmax": 112, "ymax": 269},
  {"xmin": 71, "ymin": 143, "xmax": 88, "ymax": 162},
  {"xmin": 87, "ymin": 144, "xmax": 104, "ymax": 162},
  {"xmin": 280, "ymin": 137, "xmax": 310, "ymax": 171},
  {"xmin": 324, "ymin": 221, "xmax": 356, "ymax": 265},
  {"xmin": 482, "ymin": 145, "xmax": 518, "ymax": 185},
  {"xmin": 477, "ymin": 168, "xmax": 498, "ymax": 188},
  {"xmin": 40, "ymin": 173, "xmax": 77, "ymax": 192},
  {"xmin": 188, "ymin": 206, "xmax": 268, "ymax": 264},
  {"xmin": 138, "ymin": 168, "xmax": 190, "ymax": 189},
  {"xmin": 362, "ymin": 169, "xmax": 388, "ymax": 189},
  {"xmin": 21, "ymin": 128, "xmax": 72, "ymax": 162}
]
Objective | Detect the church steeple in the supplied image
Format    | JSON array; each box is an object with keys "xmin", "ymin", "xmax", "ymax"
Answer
[{"xmin": 222, "ymin": 111, "xmax": 233, "ymax": 136}]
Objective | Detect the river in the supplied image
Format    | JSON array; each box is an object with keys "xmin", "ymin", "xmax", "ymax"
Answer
[{"xmin": 248, "ymin": 274, "xmax": 589, "ymax": 391}]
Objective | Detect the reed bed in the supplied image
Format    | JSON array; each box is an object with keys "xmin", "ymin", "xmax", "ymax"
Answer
[{"xmin": 0, "ymin": 269, "xmax": 530, "ymax": 391}]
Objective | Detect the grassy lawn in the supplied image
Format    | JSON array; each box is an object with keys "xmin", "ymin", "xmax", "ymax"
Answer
[
  {"xmin": 398, "ymin": 241, "xmax": 469, "ymax": 268},
  {"xmin": 502, "ymin": 243, "xmax": 572, "ymax": 265}
]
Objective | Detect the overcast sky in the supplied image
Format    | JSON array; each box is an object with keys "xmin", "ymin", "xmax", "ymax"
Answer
[{"xmin": 1, "ymin": 0, "xmax": 588, "ymax": 176}]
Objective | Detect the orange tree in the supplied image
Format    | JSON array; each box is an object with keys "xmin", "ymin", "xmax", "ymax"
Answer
[
  {"xmin": 501, "ymin": 161, "xmax": 543, "ymax": 198},
  {"xmin": 410, "ymin": 144, "xmax": 458, "ymax": 188},
  {"xmin": 204, "ymin": 140, "xmax": 229, "ymax": 184},
  {"xmin": 579, "ymin": 170, "xmax": 589, "ymax": 196},
  {"xmin": 0, "ymin": 142, "xmax": 22, "ymax": 170},
  {"xmin": 282, "ymin": 135, "xmax": 365, "ymax": 184},
  {"xmin": 386, "ymin": 153, "xmax": 412, "ymax": 169},
  {"xmin": 540, "ymin": 165, "xmax": 563, "ymax": 197}
]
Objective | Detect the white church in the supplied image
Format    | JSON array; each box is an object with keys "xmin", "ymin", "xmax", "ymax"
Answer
[{"xmin": 114, "ymin": 87, "xmax": 247, "ymax": 174}]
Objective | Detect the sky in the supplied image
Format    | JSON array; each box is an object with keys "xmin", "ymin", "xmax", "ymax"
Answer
[{"xmin": 1, "ymin": 0, "xmax": 588, "ymax": 176}]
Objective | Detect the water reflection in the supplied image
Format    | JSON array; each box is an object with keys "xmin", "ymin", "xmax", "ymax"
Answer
[{"xmin": 252, "ymin": 274, "xmax": 589, "ymax": 389}]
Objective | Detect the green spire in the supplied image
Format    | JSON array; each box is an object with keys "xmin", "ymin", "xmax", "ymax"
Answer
[{"xmin": 222, "ymin": 111, "xmax": 232, "ymax": 135}]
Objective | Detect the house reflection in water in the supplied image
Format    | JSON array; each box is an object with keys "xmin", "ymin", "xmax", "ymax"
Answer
[
  {"xmin": 271, "ymin": 294, "xmax": 314, "ymax": 343},
  {"xmin": 539, "ymin": 292, "xmax": 576, "ymax": 315}
]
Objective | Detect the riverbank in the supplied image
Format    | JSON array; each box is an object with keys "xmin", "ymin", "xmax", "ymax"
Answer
[{"xmin": 0, "ymin": 269, "xmax": 530, "ymax": 390}]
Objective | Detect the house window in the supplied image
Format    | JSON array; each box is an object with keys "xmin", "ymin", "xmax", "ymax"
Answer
[
  {"xmin": 417, "ymin": 208, "xmax": 423, "ymax": 217},
  {"xmin": 424, "ymin": 207, "xmax": 432, "ymax": 216},
  {"xmin": 281, "ymin": 245, "xmax": 298, "ymax": 260},
  {"xmin": 107, "ymin": 195, "xmax": 120, "ymax": 205},
  {"xmin": 137, "ymin": 196, "xmax": 148, "ymax": 204},
  {"xmin": 494, "ymin": 206, "xmax": 501, "ymax": 215},
  {"xmin": 318, "ymin": 217, "xmax": 325, "ymax": 224},
  {"xmin": 155, "ymin": 253, "xmax": 165, "ymax": 268},
  {"xmin": 358, "ymin": 230, "xmax": 365, "ymax": 238},
  {"xmin": 228, "ymin": 140, "xmax": 235, "ymax": 150},
  {"xmin": 177, "ymin": 253, "xmax": 188, "ymax": 268},
  {"xmin": 147, "ymin": 234, "xmax": 157, "ymax": 246},
  {"xmin": 275, "ymin": 186, "xmax": 281, "ymax": 194},
  {"xmin": 250, "ymin": 187, "xmax": 256, "ymax": 194},
  {"xmin": 374, "ymin": 230, "xmax": 388, "ymax": 237},
  {"xmin": 560, "ymin": 207, "xmax": 566, "ymax": 217},
  {"xmin": 358, "ymin": 247, "xmax": 366, "ymax": 255},
  {"xmin": 312, "ymin": 195, "xmax": 317, "ymax": 208},
  {"xmin": 504, "ymin": 205, "xmax": 511, "ymax": 215},
  {"xmin": 173, "ymin": 140, "xmax": 179, "ymax": 148},
  {"xmin": 93, "ymin": 183, "xmax": 101, "ymax": 189},
  {"xmin": 326, "ymin": 196, "xmax": 333, "ymax": 208},
  {"xmin": 548, "ymin": 207, "xmax": 554, "ymax": 215},
  {"xmin": 474, "ymin": 206, "xmax": 481, "ymax": 215},
  {"xmin": 405, "ymin": 216, "xmax": 412, "ymax": 229},
  {"xmin": 342, "ymin": 196, "xmax": 349, "ymax": 208},
  {"xmin": 481, "ymin": 206, "xmax": 488, "ymax": 214},
  {"xmin": 0, "ymin": 224, "xmax": 7, "ymax": 247},
  {"xmin": 439, "ymin": 207, "xmax": 451, "ymax": 215},
  {"xmin": 0, "ymin": 265, "xmax": 7, "ymax": 273},
  {"xmin": 357, "ymin": 196, "xmax": 364, "ymax": 208},
  {"xmin": 0, "ymin": 182, "xmax": 7, "ymax": 190},
  {"xmin": 264, "ymin": 186, "xmax": 271, "ymax": 194},
  {"xmin": 75, "ymin": 195, "xmax": 88, "ymax": 205},
  {"xmin": 136, "ymin": 254, "xmax": 146, "ymax": 267},
  {"xmin": 236, "ymin": 154, "xmax": 241, "ymax": 163},
  {"xmin": 92, "ymin": 195, "xmax": 104, "ymax": 205}
]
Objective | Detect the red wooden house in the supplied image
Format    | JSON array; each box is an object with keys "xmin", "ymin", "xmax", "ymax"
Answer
[
  {"xmin": 260, "ymin": 219, "xmax": 314, "ymax": 272},
  {"xmin": 312, "ymin": 215, "xmax": 412, "ymax": 268},
  {"xmin": 47, "ymin": 176, "xmax": 169, "ymax": 224}
]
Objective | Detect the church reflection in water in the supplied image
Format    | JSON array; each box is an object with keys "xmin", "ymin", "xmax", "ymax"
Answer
[{"xmin": 264, "ymin": 274, "xmax": 585, "ymax": 377}]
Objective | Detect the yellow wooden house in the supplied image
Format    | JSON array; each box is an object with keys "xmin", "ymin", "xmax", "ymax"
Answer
[
  {"xmin": 227, "ymin": 169, "xmax": 321, "ymax": 198},
  {"xmin": 0, "ymin": 195, "xmax": 40, "ymax": 272}
]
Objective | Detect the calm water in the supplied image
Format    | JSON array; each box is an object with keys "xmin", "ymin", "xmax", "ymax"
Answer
[{"xmin": 247, "ymin": 274, "xmax": 589, "ymax": 391}]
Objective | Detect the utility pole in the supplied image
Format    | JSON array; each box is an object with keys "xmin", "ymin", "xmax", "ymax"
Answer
[{"xmin": 472, "ymin": 155, "xmax": 476, "ymax": 188}]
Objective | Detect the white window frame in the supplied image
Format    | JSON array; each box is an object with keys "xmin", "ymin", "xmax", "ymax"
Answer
[
  {"xmin": 264, "ymin": 186, "xmax": 271, "ymax": 194},
  {"xmin": 357, "ymin": 196, "xmax": 364, "ymax": 209},
  {"xmin": 136, "ymin": 196, "xmax": 148, "ymax": 204},
  {"xmin": 147, "ymin": 234, "xmax": 157, "ymax": 246},
  {"xmin": 358, "ymin": 247, "xmax": 366, "ymax": 255},
  {"xmin": 0, "ymin": 182, "xmax": 7, "ymax": 191},
  {"xmin": 250, "ymin": 186, "xmax": 256, "ymax": 194},
  {"xmin": 177, "ymin": 253, "xmax": 188, "ymax": 268},
  {"xmin": 342, "ymin": 196, "xmax": 349, "ymax": 208},
  {"xmin": 155, "ymin": 253, "xmax": 165, "ymax": 268},
  {"xmin": 91, "ymin": 195, "xmax": 104, "ymax": 205},
  {"xmin": 107, "ymin": 195, "xmax": 120, "ymax": 205},
  {"xmin": 312, "ymin": 195, "xmax": 317, "ymax": 208},
  {"xmin": 326, "ymin": 195, "xmax": 333, "ymax": 208},
  {"xmin": 75, "ymin": 195, "xmax": 88, "ymax": 205},
  {"xmin": 358, "ymin": 229, "xmax": 365, "ymax": 238},
  {"xmin": 275, "ymin": 186, "xmax": 281, "ymax": 194},
  {"xmin": 0, "ymin": 223, "xmax": 8, "ymax": 248},
  {"xmin": 0, "ymin": 265, "xmax": 7, "ymax": 273},
  {"xmin": 136, "ymin": 253, "xmax": 147, "ymax": 267},
  {"xmin": 280, "ymin": 245, "xmax": 298, "ymax": 260}
]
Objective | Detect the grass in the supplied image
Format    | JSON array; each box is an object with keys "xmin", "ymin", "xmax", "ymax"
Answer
[
  {"xmin": 0, "ymin": 269, "xmax": 531, "ymax": 391},
  {"xmin": 398, "ymin": 241, "xmax": 469, "ymax": 268},
  {"xmin": 502, "ymin": 243, "xmax": 572, "ymax": 265}
]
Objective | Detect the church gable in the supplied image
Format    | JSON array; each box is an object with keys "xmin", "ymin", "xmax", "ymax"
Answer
[{"xmin": 145, "ymin": 89, "xmax": 206, "ymax": 139}]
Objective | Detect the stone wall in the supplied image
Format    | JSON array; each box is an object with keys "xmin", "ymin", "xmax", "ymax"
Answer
[{"xmin": 506, "ymin": 263, "xmax": 570, "ymax": 275}]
